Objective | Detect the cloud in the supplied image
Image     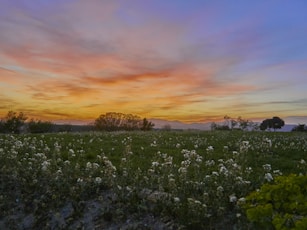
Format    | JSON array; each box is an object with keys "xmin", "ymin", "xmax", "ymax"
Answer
[{"xmin": 1, "ymin": 1, "xmax": 306, "ymax": 122}]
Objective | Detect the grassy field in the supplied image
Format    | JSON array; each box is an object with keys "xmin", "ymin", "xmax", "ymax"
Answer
[{"xmin": 1, "ymin": 130, "xmax": 307, "ymax": 229}]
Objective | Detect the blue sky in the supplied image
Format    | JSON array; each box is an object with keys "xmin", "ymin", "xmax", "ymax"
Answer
[{"xmin": 0, "ymin": 0, "xmax": 307, "ymax": 124}]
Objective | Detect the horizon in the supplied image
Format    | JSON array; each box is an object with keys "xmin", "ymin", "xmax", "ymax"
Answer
[{"xmin": 1, "ymin": 1, "xmax": 307, "ymax": 123}]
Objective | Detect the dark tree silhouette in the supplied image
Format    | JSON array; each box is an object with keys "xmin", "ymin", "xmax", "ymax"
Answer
[
  {"xmin": 3, "ymin": 111, "xmax": 28, "ymax": 133},
  {"xmin": 260, "ymin": 116, "xmax": 285, "ymax": 131},
  {"xmin": 27, "ymin": 119, "xmax": 54, "ymax": 133},
  {"xmin": 141, "ymin": 118, "xmax": 155, "ymax": 131},
  {"xmin": 94, "ymin": 112, "xmax": 153, "ymax": 131},
  {"xmin": 271, "ymin": 116, "xmax": 285, "ymax": 130},
  {"xmin": 292, "ymin": 124, "xmax": 306, "ymax": 132}
]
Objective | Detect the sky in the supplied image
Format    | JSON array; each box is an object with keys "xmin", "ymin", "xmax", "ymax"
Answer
[{"xmin": 0, "ymin": 0, "xmax": 307, "ymax": 124}]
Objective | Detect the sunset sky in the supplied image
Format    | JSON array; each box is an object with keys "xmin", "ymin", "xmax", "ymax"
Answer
[{"xmin": 1, "ymin": 0, "xmax": 307, "ymax": 124}]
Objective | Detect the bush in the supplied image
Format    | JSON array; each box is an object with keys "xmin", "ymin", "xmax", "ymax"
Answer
[
  {"xmin": 27, "ymin": 119, "xmax": 54, "ymax": 133},
  {"xmin": 241, "ymin": 174, "xmax": 307, "ymax": 229}
]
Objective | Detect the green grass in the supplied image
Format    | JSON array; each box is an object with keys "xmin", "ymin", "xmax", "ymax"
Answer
[{"xmin": 1, "ymin": 131, "xmax": 307, "ymax": 229}]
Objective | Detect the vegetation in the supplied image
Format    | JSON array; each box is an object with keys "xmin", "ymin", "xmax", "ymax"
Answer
[
  {"xmin": 94, "ymin": 112, "xmax": 154, "ymax": 131},
  {"xmin": 1, "ymin": 130, "xmax": 307, "ymax": 229},
  {"xmin": 27, "ymin": 119, "xmax": 54, "ymax": 133},
  {"xmin": 211, "ymin": 115, "xmax": 259, "ymax": 131},
  {"xmin": 260, "ymin": 116, "xmax": 285, "ymax": 131},
  {"xmin": 292, "ymin": 124, "xmax": 307, "ymax": 132},
  {"xmin": 242, "ymin": 174, "xmax": 307, "ymax": 229},
  {"xmin": 0, "ymin": 111, "xmax": 27, "ymax": 134}
]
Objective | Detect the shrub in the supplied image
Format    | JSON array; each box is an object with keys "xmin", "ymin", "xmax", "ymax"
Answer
[
  {"xmin": 28, "ymin": 119, "xmax": 54, "ymax": 133},
  {"xmin": 241, "ymin": 174, "xmax": 307, "ymax": 229}
]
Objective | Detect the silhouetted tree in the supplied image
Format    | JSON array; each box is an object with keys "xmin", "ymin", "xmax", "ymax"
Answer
[
  {"xmin": 0, "ymin": 119, "xmax": 5, "ymax": 133},
  {"xmin": 94, "ymin": 112, "xmax": 144, "ymax": 131},
  {"xmin": 141, "ymin": 118, "xmax": 155, "ymax": 131},
  {"xmin": 292, "ymin": 124, "xmax": 306, "ymax": 132},
  {"xmin": 271, "ymin": 116, "xmax": 285, "ymax": 130},
  {"xmin": 3, "ymin": 111, "xmax": 28, "ymax": 133},
  {"xmin": 27, "ymin": 119, "xmax": 54, "ymax": 133},
  {"xmin": 260, "ymin": 117, "xmax": 285, "ymax": 131}
]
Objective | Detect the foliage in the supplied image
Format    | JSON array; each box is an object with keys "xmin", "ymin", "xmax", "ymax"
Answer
[
  {"xmin": 260, "ymin": 117, "xmax": 285, "ymax": 131},
  {"xmin": 0, "ymin": 120, "xmax": 5, "ymax": 133},
  {"xmin": 242, "ymin": 174, "xmax": 307, "ymax": 229},
  {"xmin": 94, "ymin": 112, "xmax": 143, "ymax": 131},
  {"xmin": 1, "ymin": 111, "xmax": 28, "ymax": 133},
  {"xmin": 140, "ymin": 118, "xmax": 155, "ymax": 131},
  {"xmin": 27, "ymin": 119, "xmax": 54, "ymax": 133},
  {"xmin": 57, "ymin": 123, "xmax": 73, "ymax": 132},
  {"xmin": 292, "ymin": 124, "xmax": 307, "ymax": 132},
  {"xmin": 212, "ymin": 116, "xmax": 259, "ymax": 131}
]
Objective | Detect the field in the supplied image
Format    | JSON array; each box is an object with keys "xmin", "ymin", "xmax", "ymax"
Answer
[{"xmin": 1, "ymin": 131, "xmax": 307, "ymax": 229}]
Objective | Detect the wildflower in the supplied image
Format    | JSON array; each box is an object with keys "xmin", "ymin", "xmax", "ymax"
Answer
[
  {"xmin": 205, "ymin": 160, "xmax": 215, "ymax": 166},
  {"xmin": 264, "ymin": 138, "xmax": 272, "ymax": 147},
  {"xmin": 263, "ymin": 164, "xmax": 271, "ymax": 172},
  {"xmin": 41, "ymin": 160, "xmax": 50, "ymax": 171},
  {"xmin": 174, "ymin": 197, "xmax": 180, "ymax": 203},
  {"xmin": 203, "ymin": 192, "xmax": 209, "ymax": 202},
  {"xmin": 194, "ymin": 200, "xmax": 202, "ymax": 205},
  {"xmin": 237, "ymin": 197, "xmax": 246, "ymax": 205},
  {"xmin": 152, "ymin": 161, "xmax": 159, "ymax": 167},
  {"xmin": 219, "ymin": 165, "xmax": 228, "ymax": 175},
  {"xmin": 217, "ymin": 186, "xmax": 224, "ymax": 197},
  {"xmin": 264, "ymin": 172, "xmax": 273, "ymax": 182},
  {"xmin": 86, "ymin": 162, "xmax": 92, "ymax": 170},
  {"xmin": 95, "ymin": 177, "xmax": 102, "ymax": 184},
  {"xmin": 92, "ymin": 163, "xmax": 100, "ymax": 170},
  {"xmin": 206, "ymin": 146, "xmax": 214, "ymax": 152},
  {"xmin": 217, "ymin": 186, "xmax": 224, "ymax": 193},
  {"xmin": 233, "ymin": 151, "xmax": 239, "ymax": 156},
  {"xmin": 229, "ymin": 194, "xmax": 237, "ymax": 203},
  {"xmin": 121, "ymin": 157, "xmax": 127, "ymax": 163},
  {"xmin": 178, "ymin": 167, "xmax": 187, "ymax": 174},
  {"xmin": 68, "ymin": 149, "xmax": 74, "ymax": 155},
  {"xmin": 273, "ymin": 170, "xmax": 282, "ymax": 176}
]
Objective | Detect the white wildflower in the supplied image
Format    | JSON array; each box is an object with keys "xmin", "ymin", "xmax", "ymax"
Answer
[
  {"xmin": 95, "ymin": 177, "xmax": 102, "ymax": 184},
  {"xmin": 229, "ymin": 194, "xmax": 237, "ymax": 203},
  {"xmin": 263, "ymin": 164, "xmax": 271, "ymax": 172},
  {"xmin": 264, "ymin": 172, "xmax": 274, "ymax": 182}
]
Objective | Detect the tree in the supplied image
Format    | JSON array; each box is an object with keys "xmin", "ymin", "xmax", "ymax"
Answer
[
  {"xmin": 3, "ymin": 111, "xmax": 28, "ymax": 133},
  {"xmin": 27, "ymin": 119, "xmax": 54, "ymax": 133},
  {"xmin": 271, "ymin": 116, "xmax": 285, "ymax": 130},
  {"xmin": 237, "ymin": 116, "xmax": 249, "ymax": 131},
  {"xmin": 260, "ymin": 117, "xmax": 285, "ymax": 131},
  {"xmin": 94, "ymin": 112, "xmax": 143, "ymax": 131},
  {"xmin": 141, "ymin": 118, "xmax": 155, "ymax": 131},
  {"xmin": 0, "ymin": 119, "xmax": 5, "ymax": 133},
  {"xmin": 292, "ymin": 124, "xmax": 306, "ymax": 132},
  {"xmin": 210, "ymin": 122, "xmax": 217, "ymax": 131}
]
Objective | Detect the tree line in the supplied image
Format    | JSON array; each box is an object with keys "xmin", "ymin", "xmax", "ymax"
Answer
[
  {"xmin": 2, "ymin": 110, "xmax": 304, "ymax": 134},
  {"xmin": 0, "ymin": 111, "xmax": 154, "ymax": 134},
  {"xmin": 211, "ymin": 115, "xmax": 286, "ymax": 131}
]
